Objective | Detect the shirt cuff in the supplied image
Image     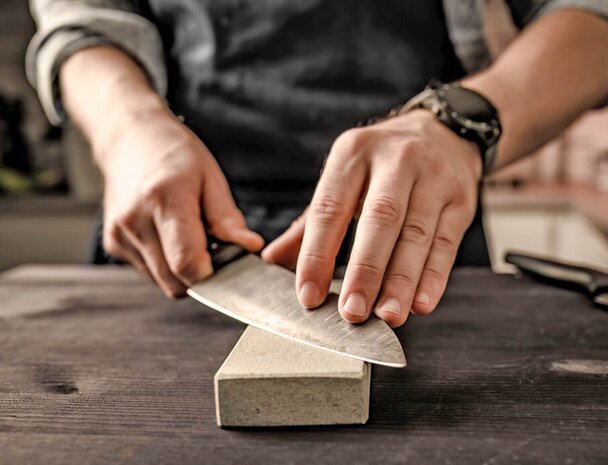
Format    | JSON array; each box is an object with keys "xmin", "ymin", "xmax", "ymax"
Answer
[
  {"xmin": 519, "ymin": 0, "xmax": 608, "ymax": 26},
  {"xmin": 26, "ymin": 7, "xmax": 167, "ymax": 126}
]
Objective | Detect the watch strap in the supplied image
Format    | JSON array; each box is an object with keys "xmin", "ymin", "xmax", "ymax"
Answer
[{"xmin": 390, "ymin": 81, "xmax": 502, "ymax": 175}]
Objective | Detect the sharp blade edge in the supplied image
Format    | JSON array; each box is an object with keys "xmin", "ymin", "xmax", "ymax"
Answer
[{"xmin": 187, "ymin": 255, "xmax": 406, "ymax": 368}]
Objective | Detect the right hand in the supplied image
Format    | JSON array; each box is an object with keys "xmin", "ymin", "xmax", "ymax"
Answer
[{"xmin": 97, "ymin": 108, "xmax": 264, "ymax": 297}]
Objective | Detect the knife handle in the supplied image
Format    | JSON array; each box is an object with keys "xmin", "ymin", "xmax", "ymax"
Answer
[
  {"xmin": 206, "ymin": 220, "xmax": 359, "ymax": 272},
  {"xmin": 505, "ymin": 251, "xmax": 608, "ymax": 296},
  {"xmin": 207, "ymin": 235, "xmax": 248, "ymax": 271}
]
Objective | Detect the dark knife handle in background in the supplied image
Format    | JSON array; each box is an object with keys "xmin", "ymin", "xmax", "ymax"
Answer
[
  {"xmin": 207, "ymin": 221, "xmax": 358, "ymax": 273},
  {"xmin": 206, "ymin": 235, "xmax": 249, "ymax": 270},
  {"xmin": 505, "ymin": 251, "xmax": 608, "ymax": 300}
]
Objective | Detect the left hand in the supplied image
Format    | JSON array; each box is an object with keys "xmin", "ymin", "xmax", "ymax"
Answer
[{"xmin": 262, "ymin": 110, "xmax": 482, "ymax": 327}]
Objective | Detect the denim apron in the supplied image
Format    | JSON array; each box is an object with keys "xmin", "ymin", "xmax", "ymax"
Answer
[{"xmin": 95, "ymin": 0, "xmax": 489, "ymax": 266}]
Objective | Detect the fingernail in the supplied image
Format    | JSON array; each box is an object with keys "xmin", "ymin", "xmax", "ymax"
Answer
[
  {"xmin": 343, "ymin": 293, "xmax": 368, "ymax": 316},
  {"xmin": 299, "ymin": 282, "xmax": 321, "ymax": 307},
  {"xmin": 377, "ymin": 298, "xmax": 401, "ymax": 315},
  {"xmin": 415, "ymin": 291, "xmax": 430, "ymax": 305}
]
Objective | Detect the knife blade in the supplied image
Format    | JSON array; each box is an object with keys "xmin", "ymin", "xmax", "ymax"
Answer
[
  {"xmin": 187, "ymin": 239, "xmax": 406, "ymax": 368},
  {"xmin": 505, "ymin": 251, "xmax": 608, "ymax": 310}
]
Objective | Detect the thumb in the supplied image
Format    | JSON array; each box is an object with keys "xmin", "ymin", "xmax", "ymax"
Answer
[{"xmin": 261, "ymin": 212, "xmax": 306, "ymax": 270}]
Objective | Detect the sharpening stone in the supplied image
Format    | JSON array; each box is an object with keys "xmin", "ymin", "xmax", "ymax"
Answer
[{"xmin": 214, "ymin": 326, "xmax": 371, "ymax": 427}]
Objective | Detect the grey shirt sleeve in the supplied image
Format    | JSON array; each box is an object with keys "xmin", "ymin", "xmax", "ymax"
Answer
[
  {"xmin": 445, "ymin": 0, "xmax": 608, "ymax": 74},
  {"xmin": 443, "ymin": 0, "xmax": 490, "ymax": 73},
  {"xmin": 505, "ymin": 0, "xmax": 608, "ymax": 28},
  {"xmin": 27, "ymin": 0, "xmax": 168, "ymax": 125}
]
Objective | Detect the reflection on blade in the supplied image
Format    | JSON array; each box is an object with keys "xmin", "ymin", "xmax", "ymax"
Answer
[{"xmin": 187, "ymin": 254, "xmax": 406, "ymax": 368}]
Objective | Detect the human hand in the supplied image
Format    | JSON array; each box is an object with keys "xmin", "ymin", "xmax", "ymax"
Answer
[
  {"xmin": 263, "ymin": 110, "xmax": 481, "ymax": 327},
  {"xmin": 98, "ymin": 108, "xmax": 264, "ymax": 297}
]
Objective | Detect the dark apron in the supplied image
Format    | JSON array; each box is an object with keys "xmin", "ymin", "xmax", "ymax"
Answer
[{"xmin": 94, "ymin": 0, "xmax": 490, "ymax": 266}]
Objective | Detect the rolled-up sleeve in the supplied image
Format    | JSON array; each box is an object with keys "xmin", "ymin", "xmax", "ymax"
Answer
[
  {"xmin": 26, "ymin": 0, "xmax": 167, "ymax": 125},
  {"xmin": 506, "ymin": 0, "xmax": 608, "ymax": 28}
]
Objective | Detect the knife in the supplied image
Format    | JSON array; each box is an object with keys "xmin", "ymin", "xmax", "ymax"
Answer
[
  {"xmin": 505, "ymin": 251, "xmax": 608, "ymax": 310},
  {"xmin": 187, "ymin": 235, "xmax": 406, "ymax": 368}
]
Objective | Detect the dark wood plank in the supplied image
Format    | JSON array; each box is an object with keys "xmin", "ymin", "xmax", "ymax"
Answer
[{"xmin": 0, "ymin": 265, "xmax": 606, "ymax": 464}]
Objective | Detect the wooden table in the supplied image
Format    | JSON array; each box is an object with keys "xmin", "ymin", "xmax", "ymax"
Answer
[{"xmin": 1, "ymin": 265, "xmax": 606, "ymax": 464}]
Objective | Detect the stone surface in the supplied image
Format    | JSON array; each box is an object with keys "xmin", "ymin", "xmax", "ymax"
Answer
[{"xmin": 214, "ymin": 326, "xmax": 371, "ymax": 427}]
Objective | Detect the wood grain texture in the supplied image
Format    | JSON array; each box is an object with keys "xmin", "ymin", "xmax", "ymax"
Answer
[{"xmin": 0, "ymin": 265, "xmax": 607, "ymax": 464}]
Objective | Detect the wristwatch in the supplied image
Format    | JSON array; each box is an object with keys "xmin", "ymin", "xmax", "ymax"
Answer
[{"xmin": 388, "ymin": 80, "xmax": 502, "ymax": 175}]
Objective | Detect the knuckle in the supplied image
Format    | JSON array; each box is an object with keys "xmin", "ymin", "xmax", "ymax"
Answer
[
  {"xmin": 451, "ymin": 175, "xmax": 476, "ymax": 199},
  {"xmin": 397, "ymin": 139, "xmax": 444, "ymax": 176},
  {"xmin": 309, "ymin": 194, "xmax": 344, "ymax": 225},
  {"xmin": 432, "ymin": 234, "xmax": 458, "ymax": 253},
  {"xmin": 397, "ymin": 137, "xmax": 423, "ymax": 162},
  {"xmin": 383, "ymin": 268, "xmax": 418, "ymax": 290},
  {"xmin": 422, "ymin": 266, "xmax": 446, "ymax": 284},
  {"xmin": 300, "ymin": 248, "xmax": 331, "ymax": 265},
  {"xmin": 364, "ymin": 195, "xmax": 402, "ymax": 224},
  {"xmin": 450, "ymin": 194, "xmax": 477, "ymax": 221},
  {"xmin": 115, "ymin": 209, "xmax": 139, "ymax": 232},
  {"xmin": 425, "ymin": 153, "xmax": 445, "ymax": 176},
  {"xmin": 401, "ymin": 221, "xmax": 432, "ymax": 245},
  {"xmin": 141, "ymin": 178, "xmax": 173, "ymax": 205},
  {"xmin": 334, "ymin": 127, "xmax": 370, "ymax": 154},
  {"xmin": 448, "ymin": 188, "xmax": 467, "ymax": 207},
  {"xmin": 349, "ymin": 254, "xmax": 384, "ymax": 282}
]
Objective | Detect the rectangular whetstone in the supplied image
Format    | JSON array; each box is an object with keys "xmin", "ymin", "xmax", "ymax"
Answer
[{"xmin": 214, "ymin": 326, "xmax": 371, "ymax": 427}]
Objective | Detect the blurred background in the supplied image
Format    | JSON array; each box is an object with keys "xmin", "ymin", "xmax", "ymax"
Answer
[{"xmin": 1, "ymin": 0, "xmax": 607, "ymax": 273}]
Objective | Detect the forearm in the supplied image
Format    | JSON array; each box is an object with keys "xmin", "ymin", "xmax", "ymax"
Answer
[
  {"xmin": 462, "ymin": 9, "xmax": 608, "ymax": 171},
  {"xmin": 59, "ymin": 46, "xmax": 168, "ymax": 166},
  {"xmin": 27, "ymin": 0, "xmax": 167, "ymax": 126}
]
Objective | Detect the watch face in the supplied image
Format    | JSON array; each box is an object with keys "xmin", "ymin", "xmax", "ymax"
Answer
[{"xmin": 441, "ymin": 85, "xmax": 496, "ymax": 123}]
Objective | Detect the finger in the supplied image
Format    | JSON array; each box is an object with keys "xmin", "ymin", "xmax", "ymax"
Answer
[
  {"xmin": 201, "ymin": 164, "xmax": 264, "ymax": 252},
  {"xmin": 122, "ymin": 247, "xmax": 153, "ymax": 281},
  {"xmin": 411, "ymin": 203, "xmax": 474, "ymax": 315},
  {"xmin": 296, "ymin": 145, "xmax": 366, "ymax": 308},
  {"xmin": 119, "ymin": 218, "xmax": 187, "ymax": 298},
  {"xmin": 338, "ymin": 170, "xmax": 412, "ymax": 324},
  {"xmin": 373, "ymin": 184, "xmax": 446, "ymax": 327},
  {"xmin": 261, "ymin": 213, "xmax": 306, "ymax": 269},
  {"xmin": 117, "ymin": 236, "xmax": 153, "ymax": 281},
  {"xmin": 153, "ymin": 191, "xmax": 213, "ymax": 286},
  {"xmin": 103, "ymin": 224, "xmax": 151, "ymax": 280}
]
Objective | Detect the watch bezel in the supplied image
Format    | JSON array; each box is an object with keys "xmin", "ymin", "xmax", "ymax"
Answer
[{"xmin": 435, "ymin": 82, "xmax": 501, "ymax": 147}]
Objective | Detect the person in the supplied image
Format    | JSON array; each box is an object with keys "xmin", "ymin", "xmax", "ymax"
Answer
[{"xmin": 27, "ymin": 1, "xmax": 608, "ymax": 328}]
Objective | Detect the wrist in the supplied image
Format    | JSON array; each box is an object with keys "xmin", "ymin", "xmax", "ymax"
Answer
[
  {"xmin": 60, "ymin": 46, "xmax": 172, "ymax": 165},
  {"xmin": 385, "ymin": 109, "xmax": 483, "ymax": 184},
  {"xmin": 413, "ymin": 109, "xmax": 483, "ymax": 182},
  {"xmin": 383, "ymin": 80, "xmax": 501, "ymax": 177},
  {"xmin": 91, "ymin": 83, "xmax": 169, "ymax": 166}
]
